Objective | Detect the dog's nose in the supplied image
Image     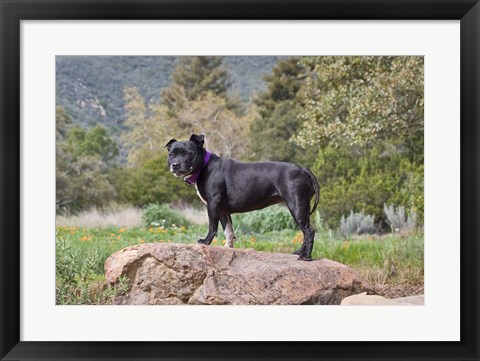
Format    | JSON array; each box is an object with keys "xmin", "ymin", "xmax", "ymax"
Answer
[{"xmin": 172, "ymin": 162, "xmax": 180, "ymax": 170}]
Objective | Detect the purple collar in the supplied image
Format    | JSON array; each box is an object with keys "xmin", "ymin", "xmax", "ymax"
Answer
[{"xmin": 184, "ymin": 150, "xmax": 211, "ymax": 186}]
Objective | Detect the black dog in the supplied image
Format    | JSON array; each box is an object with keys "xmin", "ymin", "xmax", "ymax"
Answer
[{"xmin": 165, "ymin": 134, "xmax": 319, "ymax": 261}]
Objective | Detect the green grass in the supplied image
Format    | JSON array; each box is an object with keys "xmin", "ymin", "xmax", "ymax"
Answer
[{"xmin": 56, "ymin": 223, "xmax": 424, "ymax": 304}]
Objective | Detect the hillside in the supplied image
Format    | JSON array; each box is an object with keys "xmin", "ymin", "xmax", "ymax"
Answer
[{"xmin": 56, "ymin": 56, "xmax": 283, "ymax": 131}]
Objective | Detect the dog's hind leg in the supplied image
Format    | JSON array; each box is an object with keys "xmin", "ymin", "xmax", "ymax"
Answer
[
  {"xmin": 285, "ymin": 199, "xmax": 315, "ymax": 261},
  {"xmin": 219, "ymin": 213, "xmax": 236, "ymax": 248},
  {"xmin": 224, "ymin": 214, "xmax": 236, "ymax": 248}
]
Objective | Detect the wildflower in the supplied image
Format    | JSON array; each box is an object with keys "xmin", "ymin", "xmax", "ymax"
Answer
[
  {"xmin": 119, "ymin": 228, "xmax": 126, "ymax": 233},
  {"xmin": 212, "ymin": 239, "xmax": 218, "ymax": 244},
  {"xmin": 110, "ymin": 233, "xmax": 115, "ymax": 237},
  {"xmin": 292, "ymin": 232, "xmax": 303, "ymax": 244},
  {"xmin": 117, "ymin": 235, "xmax": 121, "ymax": 240},
  {"xmin": 221, "ymin": 239, "xmax": 226, "ymax": 246},
  {"xmin": 139, "ymin": 239, "xmax": 145, "ymax": 244}
]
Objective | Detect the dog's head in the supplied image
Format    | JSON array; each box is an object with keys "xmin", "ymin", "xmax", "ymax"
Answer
[{"xmin": 164, "ymin": 134, "xmax": 205, "ymax": 178}]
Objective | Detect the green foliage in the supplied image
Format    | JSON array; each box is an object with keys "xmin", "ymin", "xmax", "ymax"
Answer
[
  {"xmin": 234, "ymin": 206, "xmax": 297, "ymax": 233},
  {"xmin": 142, "ymin": 204, "xmax": 190, "ymax": 228},
  {"xmin": 56, "ymin": 106, "xmax": 118, "ymax": 214},
  {"xmin": 313, "ymin": 145, "xmax": 424, "ymax": 230},
  {"xmin": 294, "ymin": 56, "xmax": 424, "ymax": 153},
  {"xmin": 250, "ymin": 57, "xmax": 316, "ymax": 165},
  {"xmin": 121, "ymin": 86, "xmax": 176, "ymax": 166},
  {"xmin": 109, "ymin": 155, "xmax": 194, "ymax": 206},
  {"xmin": 56, "ymin": 235, "xmax": 129, "ymax": 305},
  {"xmin": 171, "ymin": 56, "xmax": 230, "ymax": 100},
  {"xmin": 66, "ymin": 125, "xmax": 118, "ymax": 163},
  {"xmin": 314, "ymin": 235, "xmax": 424, "ymax": 286}
]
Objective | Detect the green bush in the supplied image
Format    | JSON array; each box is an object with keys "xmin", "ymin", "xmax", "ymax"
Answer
[
  {"xmin": 312, "ymin": 145, "xmax": 424, "ymax": 230},
  {"xmin": 142, "ymin": 204, "xmax": 190, "ymax": 228},
  {"xmin": 109, "ymin": 155, "xmax": 196, "ymax": 207},
  {"xmin": 56, "ymin": 235, "xmax": 129, "ymax": 305},
  {"xmin": 234, "ymin": 205, "xmax": 297, "ymax": 233}
]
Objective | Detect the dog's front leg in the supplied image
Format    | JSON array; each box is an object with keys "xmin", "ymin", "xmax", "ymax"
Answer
[{"xmin": 197, "ymin": 200, "xmax": 220, "ymax": 246}]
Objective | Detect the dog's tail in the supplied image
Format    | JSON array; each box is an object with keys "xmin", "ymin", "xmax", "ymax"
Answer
[{"xmin": 303, "ymin": 168, "xmax": 320, "ymax": 215}]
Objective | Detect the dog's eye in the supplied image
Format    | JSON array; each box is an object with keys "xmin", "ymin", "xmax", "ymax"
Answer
[{"xmin": 168, "ymin": 154, "xmax": 173, "ymax": 158}]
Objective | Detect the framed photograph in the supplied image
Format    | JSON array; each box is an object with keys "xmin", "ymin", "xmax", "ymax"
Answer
[{"xmin": 1, "ymin": 1, "xmax": 478, "ymax": 360}]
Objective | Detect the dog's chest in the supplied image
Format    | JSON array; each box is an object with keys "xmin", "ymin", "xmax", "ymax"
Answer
[{"xmin": 194, "ymin": 184, "xmax": 207, "ymax": 205}]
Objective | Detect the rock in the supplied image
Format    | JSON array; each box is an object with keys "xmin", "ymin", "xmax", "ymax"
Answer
[
  {"xmin": 341, "ymin": 292, "xmax": 424, "ymax": 305},
  {"xmin": 105, "ymin": 243, "xmax": 369, "ymax": 305}
]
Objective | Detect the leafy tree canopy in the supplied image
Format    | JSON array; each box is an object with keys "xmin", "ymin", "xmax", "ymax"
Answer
[{"xmin": 294, "ymin": 56, "xmax": 424, "ymax": 154}]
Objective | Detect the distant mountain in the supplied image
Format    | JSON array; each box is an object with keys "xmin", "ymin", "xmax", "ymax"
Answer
[{"xmin": 56, "ymin": 56, "xmax": 283, "ymax": 131}]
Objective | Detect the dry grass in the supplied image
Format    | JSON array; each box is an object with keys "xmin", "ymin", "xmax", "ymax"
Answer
[
  {"xmin": 56, "ymin": 206, "xmax": 142, "ymax": 228},
  {"xmin": 57, "ymin": 204, "xmax": 208, "ymax": 228},
  {"xmin": 173, "ymin": 205, "xmax": 208, "ymax": 225}
]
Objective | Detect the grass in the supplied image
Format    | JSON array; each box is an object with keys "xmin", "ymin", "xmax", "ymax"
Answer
[
  {"xmin": 56, "ymin": 219, "xmax": 424, "ymax": 304},
  {"xmin": 55, "ymin": 202, "xmax": 424, "ymax": 304}
]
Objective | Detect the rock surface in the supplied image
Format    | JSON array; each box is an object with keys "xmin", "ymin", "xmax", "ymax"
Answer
[
  {"xmin": 105, "ymin": 243, "xmax": 369, "ymax": 305},
  {"xmin": 341, "ymin": 292, "xmax": 424, "ymax": 305}
]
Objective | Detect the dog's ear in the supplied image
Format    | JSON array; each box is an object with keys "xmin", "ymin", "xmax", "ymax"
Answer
[
  {"xmin": 189, "ymin": 134, "xmax": 205, "ymax": 148},
  {"xmin": 164, "ymin": 139, "xmax": 177, "ymax": 151}
]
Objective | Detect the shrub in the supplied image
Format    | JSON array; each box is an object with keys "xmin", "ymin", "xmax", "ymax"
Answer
[
  {"xmin": 312, "ymin": 145, "xmax": 424, "ymax": 230},
  {"xmin": 338, "ymin": 211, "xmax": 377, "ymax": 238},
  {"xmin": 109, "ymin": 155, "xmax": 195, "ymax": 207},
  {"xmin": 142, "ymin": 204, "xmax": 190, "ymax": 228},
  {"xmin": 383, "ymin": 204, "xmax": 417, "ymax": 234},
  {"xmin": 56, "ymin": 235, "xmax": 129, "ymax": 305},
  {"xmin": 234, "ymin": 205, "xmax": 297, "ymax": 233}
]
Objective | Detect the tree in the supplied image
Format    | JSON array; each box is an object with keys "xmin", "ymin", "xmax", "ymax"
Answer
[
  {"xmin": 176, "ymin": 92, "xmax": 254, "ymax": 159},
  {"xmin": 66, "ymin": 125, "xmax": 118, "ymax": 164},
  {"xmin": 109, "ymin": 155, "xmax": 194, "ymax": 206},
  {"xmin": 311, "ymin": 144, "xmax": 424, "ymax": 230},
  {"xmin": 292, "ymin": 56, "xmax": 425, "ymax": 230},
  {"xmin": 249, "ymin": 57, "xmax": 315, "ymax": 165},
  {"xmin": 170, "ymin": 56, "xmax": 230, "ymax": 101},
  {"xmin": 293, "ymin": 56, "xmax": 424, "ymax": 156},
  {"xmin": 56, "ymin": 106, "xmax": 117, "ymax": 213},
  {"xmin": 121, "ymin": 86, "xmax": 180, "ymax": 166}
]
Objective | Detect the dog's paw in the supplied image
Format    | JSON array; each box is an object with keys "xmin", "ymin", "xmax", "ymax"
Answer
[
  {"xmin": 298, "ymin": 255, "xmax": 313, "ymax": 262},
  {"xmin": 196, "ymin": 239, "xmax": 208, "ymax": 245},
  {"xmin": 292, "ymin": 248, "xmax": 303, "ymax": 255}
]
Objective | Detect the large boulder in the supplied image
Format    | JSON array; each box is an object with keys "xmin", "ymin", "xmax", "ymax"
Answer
[{"xmin": 105, "ymin": 243, "xmax": 369, "ymax": 305}]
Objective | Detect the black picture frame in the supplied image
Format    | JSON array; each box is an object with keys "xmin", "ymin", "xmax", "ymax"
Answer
[{"xmin": 1, "ymin": 1, "xmax": 479, "ymax": 360}]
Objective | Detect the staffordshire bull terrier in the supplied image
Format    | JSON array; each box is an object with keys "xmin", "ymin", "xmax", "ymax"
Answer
[{"xmin": 165, "ymin": 134, "xmax": 319, "ymax": 261}]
